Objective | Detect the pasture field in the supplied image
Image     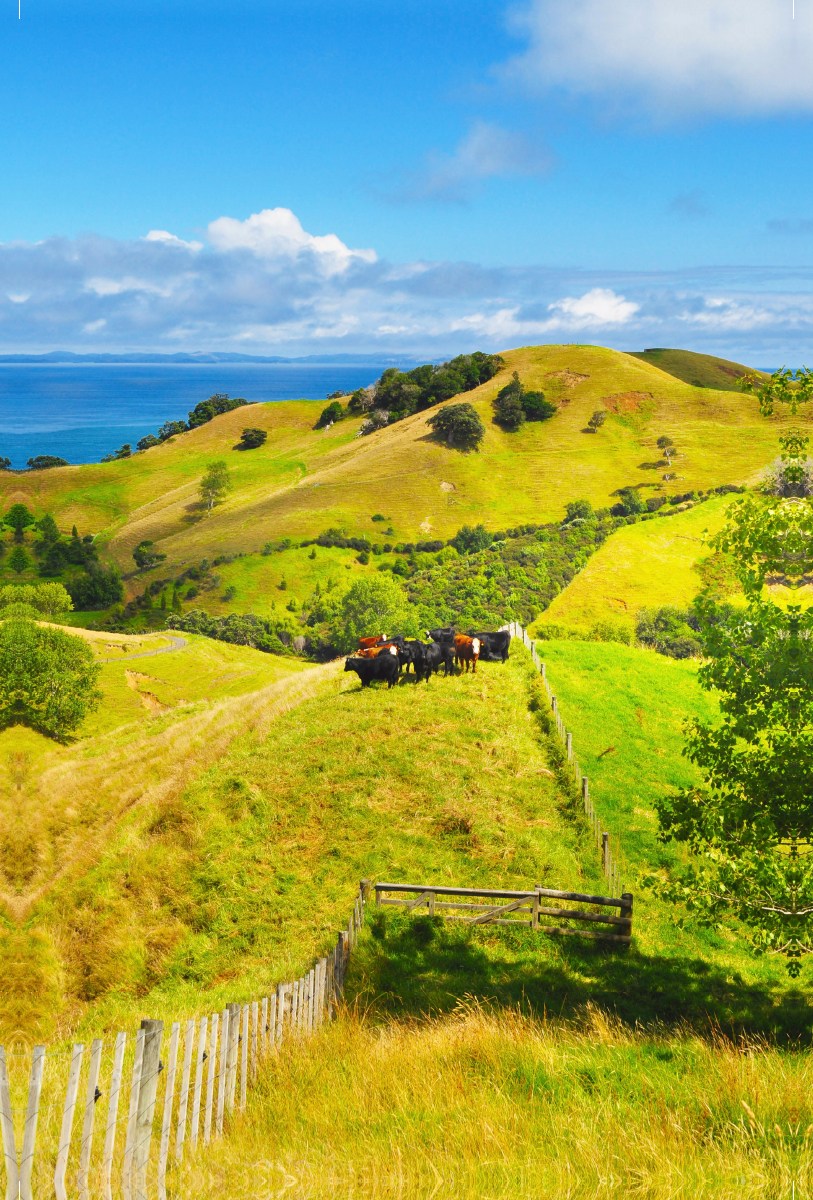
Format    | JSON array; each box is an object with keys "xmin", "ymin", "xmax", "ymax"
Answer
[
  {"xmin": 532, "ymin": 495, "xmax": 735, "ymax": 635},
  {"xmin": 185, "ymin": 1004, "xmax": 807, "ymax": 1200},
  {"xmin": 3, "ymin": 638, "xmax": 796, "ymax": 1052},
  {"xmin": 0, "ymin": 344, "xmax": 799, "ymax": 591}
]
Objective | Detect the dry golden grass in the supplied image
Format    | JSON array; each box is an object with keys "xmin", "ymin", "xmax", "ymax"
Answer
[{"xmin": 178, "ymin": 1002, "xmax": 811, "ymax": 1199}]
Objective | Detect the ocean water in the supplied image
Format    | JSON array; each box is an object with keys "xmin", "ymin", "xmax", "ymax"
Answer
[{"xmin": 0, "ymin": 364, "xmax": 390, "ymax": 468}]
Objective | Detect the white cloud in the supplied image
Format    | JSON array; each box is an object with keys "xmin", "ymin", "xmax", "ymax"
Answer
[
  {"xmin": 386, "ymin": 121, "xmax": 554, "ymax": 203},
  {"xmin": 546, "ymin": 288, "xmax": 639, "ymax": 327},
  {"xmin": 4, "ymin": 207, "xmax": 813, "ymax": 358},
  {"xmin": 144, "ymin": 230, "xmax": 203, "ymax": 251},
  {"xmin": 506, "ymin": 0, "xmax": 813, "ymax": 116},
  {"xmin": 207, "ymin": 207, "xmax": 376, "ymax": 273},
  {"xmin": 85, "ymin": 276, "xmax": 176, "ymax": 298}
]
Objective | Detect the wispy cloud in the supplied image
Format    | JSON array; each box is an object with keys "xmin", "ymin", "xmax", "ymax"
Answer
[
  {"xmin": 383, "ymin": 121, "xmax": 555, "ymax": 204},
  {"xmin": 2, "ymin": 207, "xmax": 813, "ymax": 357},
  {"xmin": 503, "ymin": 0, "xmax": 813, "ymax": 119}
]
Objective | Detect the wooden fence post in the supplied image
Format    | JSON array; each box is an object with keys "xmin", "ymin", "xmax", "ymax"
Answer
[
  {"xmin": 174, "ymin": 1019, "xmax": 195, "ymax": 1163},
  {"xmin": 20, "ymin": 1045, "xmax": 45, "ymax": 1200},
  {"xmin": 78, "ymin": 1038, "xmax": 103, "ymax": 1200},
  {"xmin": 619, "ymin": 892, "xmax": 633, "ymax": 935},
  {"xmin": 240, "ymin": 1005, "xmax": 249, "ymax": 1111},
  {"xmin": 102, "ymin": 1032, "xmax": 126, "ymax": 1200},
  {"xmin": 0, "ymin": 1047, "xmax": 18, "ymax": 1200},
  {"xmin": 215, "ymin": 1009, "xmax": 229, "ymax": 1138},
  {"xmin": 133, "ymin": 1018, "xmax": 163, "ymax": 1200},
  {"xmin": 250, "ymin": 1001, "xmax": 258, "ymax": 1081},
  {"xmin": 122, "ymin": 1027, "xmax": 145, "ymax": 1200},
  {"xmin": 602, "ymin": 832, "xmax": 610, "ymax": 876},
  {"xmin": 582, "ymin": 777, "xmax": 588, "ymax": 811},
  {"xmin": 271, "ymin": 993, "xmax": 280, "ymax": 1051},
  {"xmin": 189, "ymin": 1016, "xmax": 207, "ymax": 1153},
  {"xmin": 260, "ymin": 997, "xmax": 268, "ymax": 1059},
  {"xmin": 54, "ymin": 1042, "xmax": 84, "ymax": 1200},
  {"xmin": 157, "ymin": 1022, "xmax": 179, "ymax": 1200},
  {"xmin": 275, "ymin": 984, "xmax": 285, "ymax": 1044},
  {"xmin": 566, "ymin": 732, "xmax": 572, "ymax": 760},
  {"xmin": 227, "ymin": 1003, "xmax": 240, "ymax": 1113},
  {"xmin": 203, "ymin": 1013, "xmax": 218, "ymax": 1147}
]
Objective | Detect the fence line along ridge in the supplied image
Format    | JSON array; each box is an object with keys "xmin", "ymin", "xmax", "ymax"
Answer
[{"xmin": 502, "ymin": 621, "xmax": 628, "ymax": 900}]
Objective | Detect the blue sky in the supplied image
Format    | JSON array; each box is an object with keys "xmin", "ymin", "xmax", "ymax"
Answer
[{"xmin": 2, "ymin": 0, "xmax": 813, "ymax": 359}]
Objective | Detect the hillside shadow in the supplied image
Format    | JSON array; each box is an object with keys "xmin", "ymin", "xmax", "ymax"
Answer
[{"xmin": 350, "ymin": 915, "xmax": 810, "ymax": 1042}]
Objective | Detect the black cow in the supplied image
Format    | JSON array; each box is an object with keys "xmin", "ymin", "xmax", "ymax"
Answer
[
  {"xmin": 425, "ymin": 641, "xmax": 454, "ymax": 678},
  {"xmin": 344, "ymin": 654, "xmax": 400, "ymax": 688},
  {"xmin": 425, "ymin": 626, "xmax": 455, "ymax": 644},
  {"xmin": 468, "ymin": 630, "xmax": 511, "ymax": 663}
]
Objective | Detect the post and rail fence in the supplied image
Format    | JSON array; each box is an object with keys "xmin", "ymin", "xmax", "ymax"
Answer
[{"xmin": 375, "ymin": 882, "xmax": 633, "ymax": 944}]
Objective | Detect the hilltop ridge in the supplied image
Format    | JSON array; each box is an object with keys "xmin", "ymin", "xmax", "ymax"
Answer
[{"xmin": 0, "ymin": 342, "xmax": 793, "ymax": 592}]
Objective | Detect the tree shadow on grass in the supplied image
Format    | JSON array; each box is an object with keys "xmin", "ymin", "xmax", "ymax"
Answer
[{"xmin": 349, "ymin": 912, "xmax": 812, "ymax": 1042}]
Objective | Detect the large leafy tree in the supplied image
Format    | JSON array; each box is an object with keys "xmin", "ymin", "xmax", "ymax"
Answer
[
  {"xmin": 653, "ymin": 368, "xmax": 813, "ymax": 973},
  {"xmin": 426, "ymin": 403, "xmax": 485, "ymax": 450},
  {"xmin": 333, "ymin": 575, "xmax": 417, "ymax": 653},
  {"xmin": 0, "ymin": 617, "xmax": 101, "ymax": 740}
]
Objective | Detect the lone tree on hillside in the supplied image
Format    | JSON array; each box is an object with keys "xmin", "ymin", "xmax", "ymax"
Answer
[
  {"xmin": 133, "ymin": 540, "xmax": 167, "ymax": 571},
  {"xmin": 199, "ymin": 460, "xmax": 232, "ymax": 513},
  {"xmin": 657, "ymin": 434, "xmax": 676, "ymax": 465},
  {"xmin": 427, "ymin": 403, "xmax": 485, "ymax": 450},
  {"xmin": 586, "ymin": 411, "xmax": 606, "ymax": 433},
  {"xmin": 493, "ymin": 372, "xmax": 557, "ymax": 429},
  {"xmin": 4, "ymin": 504, "xmax": 35, "ymax": 542},
  {"xmin": 650, "ymin": 368, "xmax": 813, "ymax": 974},
  {"xmin": 239, "ymin": 428, "xmax": 268, "ymax": 449}
]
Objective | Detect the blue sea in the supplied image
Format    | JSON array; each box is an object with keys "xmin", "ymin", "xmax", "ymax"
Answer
[{"xmin": 0, "ymin": 364, "xmax": 392, "ymax": 468}]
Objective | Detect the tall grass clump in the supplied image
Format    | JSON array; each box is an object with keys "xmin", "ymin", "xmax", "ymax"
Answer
[{"xmin": 182, "ymin": 1001, "xmax": 811, "ymax": 1199}]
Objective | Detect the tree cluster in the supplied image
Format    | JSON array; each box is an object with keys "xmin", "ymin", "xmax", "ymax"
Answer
[
  {"xmin": 492, "ymin": 372, "xmax": 557, "ymax": 430},
  {"xmin": 350, "ymin": 353, "xmax": 503, "ymax": 429}
]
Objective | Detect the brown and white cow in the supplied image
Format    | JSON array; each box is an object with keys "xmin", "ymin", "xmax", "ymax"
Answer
[
  {"xmin": 358, "ymin": 634, "xmax": 387, "ymax": 650},
  {"xmin": 356, "ymin": 644, "xmax": 400, "ymax": 661},
  {"xmin": 454, "ymin": 634, "xmax": 480, "ymax": 674}
]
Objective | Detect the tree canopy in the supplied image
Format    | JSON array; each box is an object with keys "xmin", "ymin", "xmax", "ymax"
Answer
[
  {"xmin": 199, "ymin": 460, "xmax": 232, "ymax": 513},
  {"xmin": 333, "ymin": 575, "xmax": 417, "ymax": 653},
  {"xmin": 0, "ymin": 618, "xmax": 101, "ymax": 740},
  {"xmin": 651, "ymin": 368, "xmax": 813, "ymax": 973},
  {"xmin": 426, "ymin": 403, "xmax": 485, "ymax": 450}
]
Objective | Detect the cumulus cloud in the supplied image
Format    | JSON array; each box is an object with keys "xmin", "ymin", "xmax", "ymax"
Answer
[
  {"xmin": 2, "ymin": 206, "xmax": 813, "ymax": 357},
  {"xmin": 505, "ymin": 0, "xmax": 813, "ymax": 117},
  {"xmin": 207, "ymin": 207, "xmax": 376, "ymax": 272},
  {"xmin": 385, "ymin": 121, "xmax": 554, "ymax": 203}
]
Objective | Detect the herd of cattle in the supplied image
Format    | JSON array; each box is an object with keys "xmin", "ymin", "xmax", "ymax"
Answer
[{"xmin": 343, "ymin": 626, "xmax": 511, "ymax": 688}]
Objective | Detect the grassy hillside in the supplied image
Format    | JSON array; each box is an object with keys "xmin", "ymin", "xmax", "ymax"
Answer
[
  {"xmin": 630, "ymin": 348, "xmax": 769, "ymax": 391},
  {"xmin": 532, "ymin": 495, "xmax": 736, "ymax": 635},
  {"xmin": 0, "ymin": 344, "xmax": 796, "ymax": 595},
  {"xmin": 3, "ymin": 636, "xmax": 795, "ymax": 1050}
]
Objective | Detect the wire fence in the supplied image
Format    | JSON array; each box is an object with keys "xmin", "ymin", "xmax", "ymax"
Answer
[{"xmin": 502, "ymin": 621, "xmax": 630, "ymax": 899}]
